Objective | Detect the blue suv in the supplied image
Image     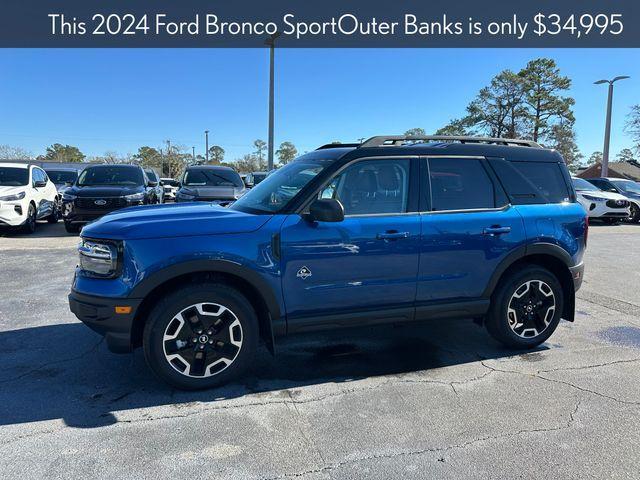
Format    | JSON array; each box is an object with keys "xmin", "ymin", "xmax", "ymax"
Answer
[{"xmin": 69, "ymin": 135, "xmax": 587, "ymax": 390}]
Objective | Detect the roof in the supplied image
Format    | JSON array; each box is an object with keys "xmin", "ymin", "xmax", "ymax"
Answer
[
  {"xmin": 186, "ymin": 165, "xmax": 235, "ymax": 171},
  {"xmin": 0, "ymin": 162, "xmax": 29, "ymax": 169},
  {"xmin": 43, "ymin": 166, "xmax": 81, "ymax": 172},
  {"xmin": 318, "ymin": 142, "xmax": 562, "ymax": 163},
  {"xmin": 577, "ymin": 161, "xmax": 640, "ymax": 181}
]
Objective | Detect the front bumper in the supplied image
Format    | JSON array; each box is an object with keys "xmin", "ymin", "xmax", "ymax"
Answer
[
  {"xmin": 68, "ymin": 290, "xmax": 142, "ymax": 353},
  {"xmin": 0, "ymin": 199, "xmax": 29, "ymax": 226},
  {"xmin": 62, "ymin": 201, "xmax": 141, "ymax": 224}
]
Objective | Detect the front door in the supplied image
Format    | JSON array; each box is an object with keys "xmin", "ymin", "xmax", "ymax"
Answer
[{"xmin": 280, "ymin": 157, "xmax": 421, "ymax": 331}]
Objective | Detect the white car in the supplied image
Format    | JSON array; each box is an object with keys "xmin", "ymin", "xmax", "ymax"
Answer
[
  {"xmin": 572, "ymin": 177, "xmax": 630, "ymax": 224},
  {"xmin": 0, "ymin": 163, "xmax": 60, "ymax": 233},
  {"xmin": 160, "ymin": 177, "xmax": 179, "ymax": 201}
]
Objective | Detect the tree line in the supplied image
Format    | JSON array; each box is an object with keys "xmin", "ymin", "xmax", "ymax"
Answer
[
  {"xmin": 1, "ymin": 57, "xmax": 638, "ymax": 174},
  {"xmin": 0, "ymin": 140, "xmax": 299, "ymax": 178}
]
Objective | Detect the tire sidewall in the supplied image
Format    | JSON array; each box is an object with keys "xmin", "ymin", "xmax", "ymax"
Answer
[
  {"xmin": 489, "ymin": 267, "xmax": 564, "ymax": 348},
  {"xmin": 143, "ymin": 284, "xmax": 258, "ymax": 390},
  {"xmin": 24, "ymin": 204, "xmax": 36, "ymax": 233}
]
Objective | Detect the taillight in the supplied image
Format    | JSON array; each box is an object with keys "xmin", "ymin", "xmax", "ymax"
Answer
[{"xmin": 584, "ymin": 216, "xmax": 589, "ymax": 247}]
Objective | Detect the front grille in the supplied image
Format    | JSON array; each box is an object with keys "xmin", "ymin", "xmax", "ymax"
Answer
[
  {"xmin": 75, "ymin": 197, "xmax": 128, "ymax": 209},
  {"xmin": 606, "ymin": 199, "xmax": 629, "ymax": 208}
]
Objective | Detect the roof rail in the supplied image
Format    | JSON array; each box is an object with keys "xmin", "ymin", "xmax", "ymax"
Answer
[
  {"xmin": 316, "ymin": 143, "xmax": 362, "ymax": 150},
  {"xmin": 359, "ymin": 135, "xmax": 542, "ymax": 148}
]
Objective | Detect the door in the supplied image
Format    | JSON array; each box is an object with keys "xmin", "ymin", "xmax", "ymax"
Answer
[
  {"xmin": 417, "ymin": 156, "xmax": 526, "ymax": 305},
  {"xmin": 31, "ymin": 167, "xmax": 50, "ymax": 218},
  {"xmin": 280, "ymin": 158, "xmax": 421, "ymax": 331}
]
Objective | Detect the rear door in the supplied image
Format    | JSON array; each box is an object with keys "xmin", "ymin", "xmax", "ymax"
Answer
[
  {"xmin": 280, "ymin": 157, "xmax": 421, "ymax": 330},
  {"xmin": 417, "ymin": 156, "xmax": 527, "ymax": 307}
]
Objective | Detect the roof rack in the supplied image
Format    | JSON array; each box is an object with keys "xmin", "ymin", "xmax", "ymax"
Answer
[
  {"xmin": 359, "ymin": 135, "xmax": 542, "ymax": 148},
  {"xmin": 316, "ymin": 143, "xmax": 362, "ymax": 150}
]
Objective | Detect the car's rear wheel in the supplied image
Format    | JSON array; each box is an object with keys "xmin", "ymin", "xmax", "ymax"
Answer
[
  {"xmin": 628, "ymin": 203, "xmax": 640, "ymax": 223},
  {"xmin": 143, "ymin": 283, "xmax": 258, "ymax": 390},
  {"xmin": 485, "ymin": 266, "xmax": 563, "ymax": 348},
  {"xmin": 21, "ymin": 203, "xmax": 37, "ymax": 234}
]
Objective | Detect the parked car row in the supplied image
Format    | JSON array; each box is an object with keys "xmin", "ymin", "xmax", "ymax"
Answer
[{"xmin": 572, "ymin": 176, "xmax": 640, "ymax": 223}]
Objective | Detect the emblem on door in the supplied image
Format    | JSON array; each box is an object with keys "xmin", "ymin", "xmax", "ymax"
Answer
[{"xmin": 296, "ymin": 266, "xmax": 312, "ymax": 280}]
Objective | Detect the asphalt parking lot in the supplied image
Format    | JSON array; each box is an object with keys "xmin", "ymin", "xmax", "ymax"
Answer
[{"xmin": 0, "ymin": 221, "xmax": 639, "ymax": 479}]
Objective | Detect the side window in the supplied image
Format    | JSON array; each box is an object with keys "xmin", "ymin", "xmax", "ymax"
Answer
[
  {"xmin": 428, "ymin": 158, "xmax": 495, "ymax": 211},
  {"xmin": 319, "ymin": 159, "xmax": 410, "ymax": 215},
  {"xmin": 509, "ymin": 162, "xmax": 570, "ymax": 203},
  {"xmin": 32, "ymin": 168, "xmax": 45, "ymax": 185}
]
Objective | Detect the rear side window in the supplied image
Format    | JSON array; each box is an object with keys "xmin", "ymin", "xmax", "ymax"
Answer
[
  {"xmin": 428, "ymin": 158, "xmax": 495, "ymax": 211},
  {"xmin": 489, "ymin": 159, "xmax": 570, "ymax": 204}
]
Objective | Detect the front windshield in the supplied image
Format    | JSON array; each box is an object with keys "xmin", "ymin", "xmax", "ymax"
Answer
[
  {"xmin": 230, "ymin": 160, "xmax": 328, "ymax": 213},
  {"xmin": 184, "ymin": 169, "xmax": 243, "ymax": 188},
  {"xmin": 0, "ymin": 167, "xmax": 29, "ymax": 186},
  {"xmin": 611, "ymin": 180, "xmax": 640, "ymax": 194},
  {"xmin": 46, "ymin": 170, "xmax": 78, "ymax": 184},
  {"xmin": 572, "ymin": 178, "xmax": 599, "ymax": 191},
  {"xmin": 78, "ymin": 167, "xmax": 144, "ymax": 186}
]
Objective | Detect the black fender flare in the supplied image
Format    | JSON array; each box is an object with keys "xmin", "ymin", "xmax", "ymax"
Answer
[
  {"xmin": 482, "ymin": 242, "xmax": 575, "ymax": 299},
  {"xmin": 129, "ymin": 259, "xmax": 283, "ymax": 337}
]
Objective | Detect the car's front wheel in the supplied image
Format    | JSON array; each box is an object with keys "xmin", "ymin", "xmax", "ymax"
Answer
[
  {"xmin": 143, "ymin": 283, "xmax": 258, "ymax": 390},
  {"xmin": 47, "ymin": 199, "xmax": 61, "ymax": 223},
  {"xmin": 628, "ymin": 203, "xmax": 640, "ymax": 223},
  {"xmin": 485, "ymin": 266, "xmax": 564, "ymax": 349},
  {"xmin": 64, "ymin": 221, "xmax": 80, "ymax": 234},
  {"xmin": 21, "ymin": 203, "xmax": 37, "ymax": 234}
]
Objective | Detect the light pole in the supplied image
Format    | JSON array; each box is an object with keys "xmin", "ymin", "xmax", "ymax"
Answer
[
  {"xmin": 205, "ymin": 130, "xmax": 210, "ymax": 163},
  {"xmin": 594, "ymin": 76, "xmax": 630, "ymax": 177},
  {"xmin": 265, "ymin": 32, "xmax": 280, "ymax": 171},
  {"xmin": 192, "ymin": 146, "xmax": 196, "ymax": 164}
]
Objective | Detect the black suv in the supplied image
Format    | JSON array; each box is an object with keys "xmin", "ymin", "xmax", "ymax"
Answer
[
  {"xmin": 175, "ymin": 165, "xmax": 246, "ymax": 204},
  {"xmin": 62, "ymin": 164, "xmax": 156, "ymax": 233}
]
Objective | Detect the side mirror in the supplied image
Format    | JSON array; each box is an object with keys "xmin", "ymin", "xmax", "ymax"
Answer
[
  {"xmin": 307, "ymin": 198, "xmax": 344, "ymax": 223},
  {"xmin": 148, "ymin": 180, "xmax": 158, "ymax": 187},
  {"xmin": 34, "ymin": 180, "xmax": 47, "ymax": 188}
]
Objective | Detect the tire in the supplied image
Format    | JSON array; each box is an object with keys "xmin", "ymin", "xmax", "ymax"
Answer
[
  {"xmin": 143, "ymin": 282, "xmax": 258, "ymax": 390},
  {"xmin": 485, "ymin": 266, "xmax": 564, "ymax": 349},
  {"xmin": 47, "ymin": 199, "xmax": 61, "ymax": 223},
  {"xmin": 64, "ymin": 221, "xmax": 81, "ymax": 234},
  {"xmin": 628, "ymin": 203, "xmax": 640, "ymax": 223},
  {"xmin": 21, "ymin": 203, "xmax": 37, "ymax": 234}
]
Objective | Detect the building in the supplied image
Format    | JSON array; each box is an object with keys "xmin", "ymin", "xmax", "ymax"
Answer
[{"xmin": 576, "ymin": 160, "xmax": 640, "ymax": 181}]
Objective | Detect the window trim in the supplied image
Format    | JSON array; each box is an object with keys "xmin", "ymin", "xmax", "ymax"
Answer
[
  {"xmin": 419, "ymin": 155, "xmax": 508, "ymax": 214},
  {"xmin": 297, "ymin": 155, "xmax": 420, "ymax": 218}
]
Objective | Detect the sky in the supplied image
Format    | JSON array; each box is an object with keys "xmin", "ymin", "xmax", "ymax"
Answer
[{"xmin": 0, "ymin": 48, "xmax": 638, "ymax": 162}]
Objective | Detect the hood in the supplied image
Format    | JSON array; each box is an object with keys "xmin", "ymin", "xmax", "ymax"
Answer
[
  {"xmin": 81, "ymin": 202, "xmax": 270, "ymax": 240},
  {"xmin": 577, "ymin": 190, "xmax": 628, "ymax": 201},
  {"xmin": 69, "ymin": 185, "xmax": 145, "ymax": 197},
  {"xmin": 0, "ymin": 185, "xmax": 25, "ymax": 197},
  {"xmin": 180, "ymin": 185, "xmax": 243, "ymax": 199}
]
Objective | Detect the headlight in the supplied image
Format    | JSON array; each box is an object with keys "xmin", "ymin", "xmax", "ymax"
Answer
[
  {"xmin": 78, "ymin": 239, "xmax": 120, "ymax": 277},
  {"xmin": 62, "ymin": 192, "xmax": 77, "ymax": 201},
  {"xmin": 124, "ymin": 192, "xmax": 145, "ymax": 202},
  {"xmin": 0, "ymin": 191, "xmax": 26, "ymax": 201},
  {"xmin": 582, "ymin": 194, "xmax": 604, "ymax": 202}
]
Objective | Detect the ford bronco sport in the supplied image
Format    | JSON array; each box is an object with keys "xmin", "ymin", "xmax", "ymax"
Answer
[{"xmin": 69, "ymin": 135, "xmax": 587, "ymax": 390}]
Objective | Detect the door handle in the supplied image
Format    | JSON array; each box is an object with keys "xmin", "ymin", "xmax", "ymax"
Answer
[
  {"xmin": 482, "ymin": 226, "xmax": 511, "ymax": 235},
  {"xmin": 377, "ymin": 230, "xmax": 410, "ymax": 240}
]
